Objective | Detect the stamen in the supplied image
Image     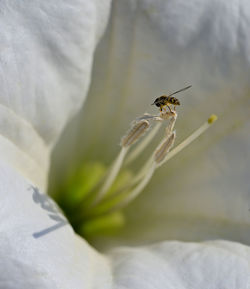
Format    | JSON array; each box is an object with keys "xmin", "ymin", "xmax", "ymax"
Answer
[
  {"xmin": 101, "ymin": 163, "xmax": 156, "ymax": 214},
  {"xmin": 92, "ymin": 146, "xmax": 129, "ymax": 205},
  {"xmin": 157, "ymin": 114, "xmax": 218, "ymax": 166},
  {"xmin": 93, "ymin": 120, "xmax": 150, "ymax": 205},
  {"xmin": 129, "ymin": 112, "xmax": 178, "ymax": 183},
  {"xmin": 208, "ymin": 114, "xmax": 218, "ymax": 124},
  {"xmin": 136, "ymin": 113, "xmax": 163, "ymax": 122},
  {"xmin": 154, "ymin": 132, "xmax": 176, "ymax": 165},
  {"xmin": 92, "ymin": 115, "xmax": 178, "ymax": 213},
  {"xmin": 125, "ymin": 122, "xmax": 161, "ymax": 165},
  {"xmin": 105, "ymin": 114, "xmax": 217, "ymax": 212},
  {"xmin": 125, "ymin": 112, "xmax": 176, "ymax": 165},
  {"xmin": 121, "ymin": 120, "xmax": 150, "ymax": 147}
]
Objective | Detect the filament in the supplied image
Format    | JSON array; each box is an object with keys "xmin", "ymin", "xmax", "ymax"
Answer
[{"xmin": 92, "ymin": 146, "xmax": 129, "ymax": 205}]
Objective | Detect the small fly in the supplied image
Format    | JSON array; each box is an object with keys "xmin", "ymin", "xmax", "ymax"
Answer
[{"xmin": 152, "ymin": 85, "xmax": 192, "ymax": 113}]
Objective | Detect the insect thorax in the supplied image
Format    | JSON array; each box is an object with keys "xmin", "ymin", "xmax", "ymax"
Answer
[{"xmin": 154, "ymin": 96, "xmax": 167, "ymax": 107}]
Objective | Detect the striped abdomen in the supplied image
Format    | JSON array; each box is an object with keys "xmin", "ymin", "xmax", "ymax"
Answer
[{"xmin": 166, "ymin": 96, "xmax": 180, "ymax": 105}]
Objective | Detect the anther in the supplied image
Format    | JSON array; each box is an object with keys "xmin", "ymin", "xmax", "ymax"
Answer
[
  {"xmin": 208, "ymin": 114, "xmax": 218, "ymax": 124},
  {"xmin": 121, "ymin": 120, "xmax": 150, "ymax": 147},
  {"xmin": 136, "ymin": 113, "xmax": 163, "ymax": 122},
  {"xmin": 154, "ymin": 132, "xmax": 176, "ymax": 165}
]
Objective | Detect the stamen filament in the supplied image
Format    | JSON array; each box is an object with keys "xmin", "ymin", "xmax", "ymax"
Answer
[
  {"xmin": 102, "ymin": 163, "xmax": 156, "ymax": 214},
  {"xmin": 91, "ymin": 146, "xmax": 129, "ymax": 205}
]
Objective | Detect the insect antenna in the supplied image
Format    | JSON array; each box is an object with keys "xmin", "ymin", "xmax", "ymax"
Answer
[{"xmin": 168, "ymin": 85, "xmax": 192, "ymax": 97}]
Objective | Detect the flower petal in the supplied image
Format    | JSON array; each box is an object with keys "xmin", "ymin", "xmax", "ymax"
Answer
[
  {"xmin": 0, "ymin": 160, "xmax": 112, "ymax": 288},
  {"xmin": 109, "ymin": 240, "xmax": 250, "ymax": 289},
  {"xmin": 0, "ymin": 0, "xmax": 111, "ymax": 189}
]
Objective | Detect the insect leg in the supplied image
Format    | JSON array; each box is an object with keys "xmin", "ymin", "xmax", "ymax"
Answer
[{"xmin": 166, "ymin": 104, "xmax": 173, "ymax": 113}]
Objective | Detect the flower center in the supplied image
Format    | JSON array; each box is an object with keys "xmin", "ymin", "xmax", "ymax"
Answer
[{"xmin": 52, "ymin": 111, "xmax": 217, "ymax": 240}]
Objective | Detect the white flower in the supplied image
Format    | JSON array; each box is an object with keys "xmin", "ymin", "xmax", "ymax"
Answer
[{"xmin": 0, "ymin": 1, "xmax": 250, "ymax": 289}]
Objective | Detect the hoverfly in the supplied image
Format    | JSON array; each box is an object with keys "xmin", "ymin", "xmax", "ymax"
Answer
[{"xmin": 152, "ymin": 85, "xmax": 192, "ymax": 113}]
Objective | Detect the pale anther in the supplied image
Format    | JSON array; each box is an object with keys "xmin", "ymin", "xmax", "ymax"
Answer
[
  {"xmin": 154, "ymin": 132, "xmax": 176, "ymax": 164},
  {"xmin": 121, "ymin": 120, "xmax": 150, "ymax": 147}
]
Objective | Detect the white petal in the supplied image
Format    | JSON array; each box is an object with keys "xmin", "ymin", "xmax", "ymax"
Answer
[
  {"xmin": 109, "ymin": 240, "xmax": 250, "ymax": 289},
  {"xmin": 0, "ymin": 0, "xmax": 111, "ymax": 188},
  {"xmin": 0, "ymin": 160, "xmax": 112, "ymax": 289},
  {"xmin": 0, "ymin": 3, "xmax": 113, "ymax": 287}
]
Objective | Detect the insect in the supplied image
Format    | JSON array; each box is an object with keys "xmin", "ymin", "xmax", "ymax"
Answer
[{"xmin": 152, "ymin": 85, "xmax": 192, "ymax": 113}]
